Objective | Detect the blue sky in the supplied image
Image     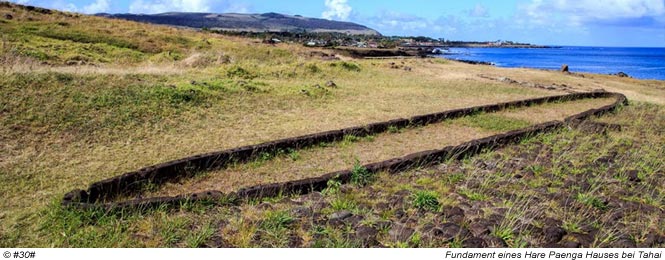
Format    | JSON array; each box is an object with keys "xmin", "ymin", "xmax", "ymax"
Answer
[{"xmin": 9, "ymin": 0, "xmax": 665, "ymax": 47}]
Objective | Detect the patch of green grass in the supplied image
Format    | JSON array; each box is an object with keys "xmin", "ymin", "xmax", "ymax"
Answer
[
  {"xmin": 526, "ymin": 165, "xmax": 545, "ymax": 175},
  {"xmin": 158, "ymin": 215, "xmax": 190, "ymax": 246},
  {"xmin": 322, "ymin": 179, "xmax": 342, "ymax": 196},
  {"xmin": 575, "ymin": 193, "xmax": 608, "ymax": 210},
  {"xmin": 444, "ymin": 173, "xmax": 465, "ymax": 184},
  {"xmin": 260, "ymin": 210, "xmax": 294, "ymax": 232},
  {"xmin": 415, "ymin": 177, "xmax": 435, "ymax": 186},
  {"xmin": 341, "ymin": 135, "xmax": 361, "ymax": 146},
  {"xmin": 350, "ymin": 161, "xmax": 373, "ymax": 187},
  {"xmin": 562, "ymin": 220, "xmax": 582, "ymax": 233},
  {"xmin": 38, "ymin": 201, "xmax": 141, "ymax": 247},
  {"xmin": 184, "ymin": 222, "xmax": 215, "ymax": 247},
  {"xmin": 287, "ymin": 149, "xmax": 301, "ymax": 161},
  {"xmin": 458, "ymin": 189, "xmax": 487, "ymax": 201},
  {"xmin": 387, "ymin": 126, "xmax": 401, "ymax": 133},
  {"xmin": 330, "ymin": 197, "xmax": 357, "ymax": 211},
  {"xmin": 226, "ymin": 65, "xmax": 257, "ymax": 79},
  {"xmin": 458, "ymin": 113, "xmax": 531, "ymax": 132},
  {"xmin": 412, "ymin": 190, "xmax": 440, "ymax": 212},
  {"xmin": 330, "ymin": 61, "xmax": 361, "ymax": 72},
  {"xmin": 305, "ymin": 63, "xmax": 321, "ymax": 74},
  {"xmin": 492, "ymin": 225, "xmax": 513, "ymax": 242}
]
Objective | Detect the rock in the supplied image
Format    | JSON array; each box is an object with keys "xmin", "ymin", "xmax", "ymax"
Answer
[
  {"xmin": 311, "ymin": 200, "xmax": 329, "ymax": 211},
  {"xmin": 389, "ymin": 196, "xmax": 406, "ymax": 208},
  {"xmin": 291, "ymin": 207, "xmax": 312, "ymax": 218},
  {"xmin": 340, "ymin": 186, "xmax": 353, "ymax": 194},
  {"xmin": 487, "ymin": 214, "xmax": 504, "ymax": 226},
  {"xmin": 325, "ymin": 80, "xmax": 337, "ymax": 88},
  {"xmin": 469, "ymin": 221, "xmax": 491, "ymax": 237},
  {"xmin": 288, "ymin": 234, "xmax": 304, "ymax": 247},
  {"xmin": 345, "ymin": 215, "xmax": 365, "ymax": 227},
  {"xmin": 3, "ymin": 14, "xmax": 12, "ymax": 20},
  {"xmin": 375, "ymin": 202, "xmax": 390, "ymax": 212},
  {"xmin": 543, "ymin": 226, "xmax": 566, "ymax": 243},
  {"xmin": 328, "ymin": 210, "xmax": 353, "ymax": 224},
  {"xmin": 394, "ymin": 209, "xmax": 406, "ymax": 219},
  {"xmin": 420, "ymin": 223, "xmax": 437, "ymax": 233},
  {"xmin": 432, "ymin": 223, "xmax": 469, "ymax": 242},
  {"xmin": 626, "ymin": 170, "xmax": 641, "ymax": 182},
  {"xmin": 302, "ymin": 192, "xmax": 323, "ymax": 201},
  {"xmin": 561, "ymin": 64, "xmax": 569, "ymax": 72},
  {"xmin": 404, "ymin": 66, "xmax": 412, "ymax": 71},
  {"xmin": 441, "ymin": 206, "xmax": 465, "ymax": 219},
  {"xmin": 485, "ymin": 236, "xmax": 508, "ymax": 247},
  {"xmin": 638, "ymin": 233, "xmax": 658, "ymax": 247},
  {"xmin": 202, "ymin": 234, "xmax": 231, "ymax": 248},
  {"xmin": 355, "ymin": 225, "xmax": 379, "ymax": 245},
  {"xmin": 462, "ymin": 208, "xmax": 484, "ymax": 220},
  {"xmin": 543, "ymin": 218, "xmax": 563, "ymax": 227},
  {"xmin": 463, "ymin": 237, "xmax": 488, "ymax": 248},
  {"xmin": 389, "ymin": 224, "xmax": 415, "ymax": 242},
  {"xmin": 255, "ymin": 202, "xmax": 273, "ymax": 210},
  {"xmin": 561, "ymin": 241, "xmax": 581, "ymax": 248},
  {"xmin": 570, "ymin": 233, "xmax": 594, "ymax": 248},
  {"xmin": 614, "ymin": 72, "xmax": 630, "ymax": 78},
  {"xmin": 613, "ymin": 238, "xmax": 637, "ymax": 248}
]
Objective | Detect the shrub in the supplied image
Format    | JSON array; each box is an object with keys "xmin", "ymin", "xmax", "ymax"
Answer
[
  {"xmin": 412, "ymin": 190, "xmax": 440, "ymax": 211},
  {"xmin": 226, "ymin": 65, "xmax": 256, "ymax": 79},
  {"xmin": 350, "ymin": 161, "xmax": 373, "ymax": 186},
  {"xmin": 339, "ymin": 61, "xmax": 361, "ymax": 72}
]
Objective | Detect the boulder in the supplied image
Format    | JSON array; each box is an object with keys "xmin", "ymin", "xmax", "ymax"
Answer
[
  {"xmin": 543, "ymin": 226, "xmax": 566, "ymax": 243},
  {"xmin": 614, "ymin": 72, "xmax": 630, "ymax": 78},
  {"xmin": 328, "ymin": 210, "xmax": 352, "ymax": 223},
  {"xmin": 325, "ymin": 80, "xmax": 337, "ymax": 88},
  {"xmin": 354, "ymin": 225, "xmax": 379, "ymax": 246},
  {"xmin": 560, "ymin": 64, "xmax": 569, "ymax": 72},
  {"xmin": 389, "ymin": 224, "xmax": 415, "ymax": 242}
]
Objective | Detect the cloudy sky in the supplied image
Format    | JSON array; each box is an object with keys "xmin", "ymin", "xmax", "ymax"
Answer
[{"xmin": 9, "ymin": 0, "xmax": 665, "ymax": 47}]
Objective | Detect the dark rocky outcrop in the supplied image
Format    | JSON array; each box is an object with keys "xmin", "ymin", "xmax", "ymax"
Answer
[
  {"xmin": 613, "ymin": 72, "xmax": 630, "ymax": 78},
  {"xmin": 561, "ymin": 64, "xmax": 569, "ymax": 72}
]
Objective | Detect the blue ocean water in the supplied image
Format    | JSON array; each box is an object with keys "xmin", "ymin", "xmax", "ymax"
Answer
[{"xmin": 438, "ymin": 46, "xmax": 665, "ymax": 80}]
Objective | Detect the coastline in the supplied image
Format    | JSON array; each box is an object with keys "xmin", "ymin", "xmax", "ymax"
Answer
[{"xmin": 437, "ymin": 46, "xmax": 665, "ymax": 81}]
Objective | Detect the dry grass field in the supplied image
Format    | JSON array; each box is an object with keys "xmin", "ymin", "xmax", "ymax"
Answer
[{"xmin": 0, "ymin": 2, "xmax": 663, "ymax": 247}]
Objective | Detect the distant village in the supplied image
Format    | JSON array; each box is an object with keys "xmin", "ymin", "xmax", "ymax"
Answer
[{"xmin": 212, "ymin": 30, "xmax": 548, "ymax": 50}]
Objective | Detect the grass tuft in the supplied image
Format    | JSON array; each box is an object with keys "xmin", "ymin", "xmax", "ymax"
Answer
[{"xmin": 412, "ymin": 190, "xmax": 440, "ymax": 212}]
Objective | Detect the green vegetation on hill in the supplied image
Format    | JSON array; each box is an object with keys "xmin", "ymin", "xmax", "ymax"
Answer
[{"xmin": 0, "ymin": 2, "xmax": 304, "ymax": 65}]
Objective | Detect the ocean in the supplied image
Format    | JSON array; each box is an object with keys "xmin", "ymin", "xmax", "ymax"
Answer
[{"xmin": 437, "ymin": 46, "xmax": 665, "ymax": 80}]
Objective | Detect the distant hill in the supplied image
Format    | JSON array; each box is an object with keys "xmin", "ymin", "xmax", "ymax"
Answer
[{"xmin": 98, "ymin": 12, "xmax": 381, "ymax": 36}]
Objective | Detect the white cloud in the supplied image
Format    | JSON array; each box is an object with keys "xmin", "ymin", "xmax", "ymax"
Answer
[
  {"xmin": 468, "ymin": 4, "xmax": 489, "ymax": 18},
  {"xmin": 83, "ymin": 0, "xmax": 109, "ymax": 14},
  {"xmin": 129, "ymin": 0, "xmax": 212, "ymax": 14},
  {"xmin": 322, "ymin": 0, "xmax": 351, "ymax": 20}
]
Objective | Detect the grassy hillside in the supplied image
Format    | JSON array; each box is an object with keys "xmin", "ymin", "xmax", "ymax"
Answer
[{"xmin": 0, "ymin": 2, "xmax": 663, "ymax": 247}]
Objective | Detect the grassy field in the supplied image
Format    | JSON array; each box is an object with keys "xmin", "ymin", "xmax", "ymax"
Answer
[{"xmin": 0, "ymin": 2, "xmax": 663, "ymax": 247}]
